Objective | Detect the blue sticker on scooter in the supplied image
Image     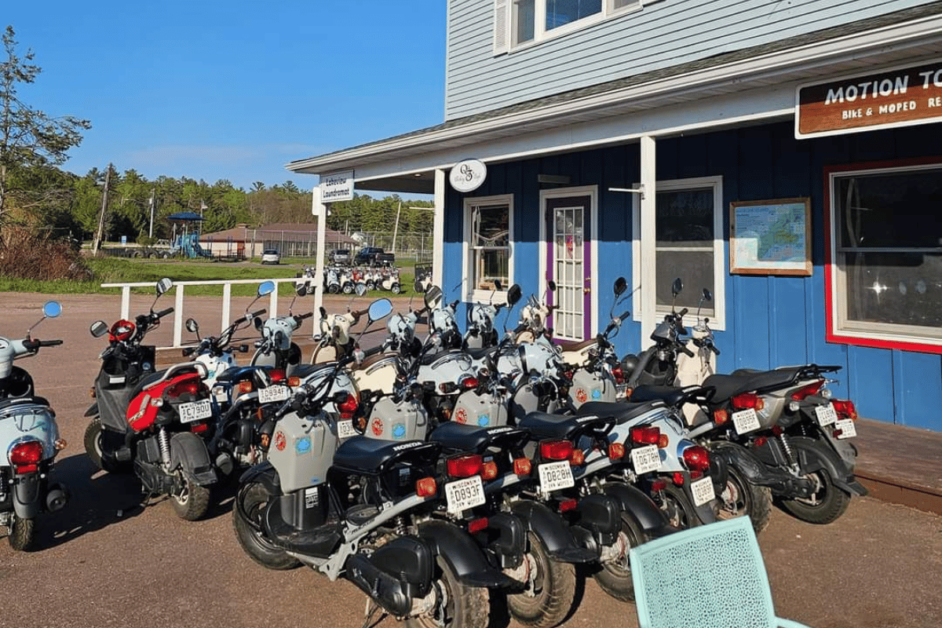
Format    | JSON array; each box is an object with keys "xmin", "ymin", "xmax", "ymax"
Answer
[
  {"xmin": 295, "ymin": 436, "xmax": 312, "ymax": 455},
  {"xmin": 478, "ymin": 415, "xmax": 490, "ymax": 427},
  {"xmin": 592, "ymin": 389, "xmax": 601, "ymax": 400},
  {"xmin": 392, "ymin": 423, "xmax": 406, "ymax": 440}
]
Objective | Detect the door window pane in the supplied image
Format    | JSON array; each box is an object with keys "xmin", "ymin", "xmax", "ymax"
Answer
[
  {"xmin": 655, "ymin": 189, "xmax": 715, "ymax": 316},
  {"xmin": 470, "ymin": 203, "xmax": 510, "ymax": 291}
]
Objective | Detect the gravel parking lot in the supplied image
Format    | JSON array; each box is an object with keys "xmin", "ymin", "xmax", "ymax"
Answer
[{"xmin": 1, "ymin": 292, "xmax": 941, "ymax": 628}]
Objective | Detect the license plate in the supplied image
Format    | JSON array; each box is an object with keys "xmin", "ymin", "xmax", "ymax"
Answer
[
  {"xmin": 179, "ymin": 399, "xmax": 212, "ymax": 424},
  {"xmin": 815, "ymin": 404, "xmax": 838, "ymax": 427},
  {"xmin": 690, "ymin": 476, "xmax": 715, "ymax": 507},
  {"xmin": 630, "ymin": 445, "xmax": 661, "ymax": 475},
  {"xmin": 213, "ymin": 387, "xmax": 229, "ymax": 404},
  {"xmin": 258, "ymin": 385, "xmax": 289, "ymax": 404},
  {"xmin": 732, "ymin": 408, "xmax": 761, "ymax": 435},
  {"xmin": 538, "ymin": 461, "xmax": 575, "ymax": 494},
  {"xmin": 835, "ymin": 418, "xmax": 857, "ymax": 439},
  {"xmin": 444, "ymin": 475, "xmax": 486, "ymax": 514},
  {"xmin": 337, "ymin": 419, "xmax": 358, "ymax": 439}
]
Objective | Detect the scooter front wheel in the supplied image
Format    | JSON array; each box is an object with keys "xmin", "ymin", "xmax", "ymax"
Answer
[
  {"xmin": 232, "ymin": 483, "xmax": 300, "ymax": 570},
  {"xmin": 7, "ymin": 515, "xmax": 36, "ymax": 551},
  {"xmin": 170, "ymin": 473, "xmax": 210, "ymax": 521}
]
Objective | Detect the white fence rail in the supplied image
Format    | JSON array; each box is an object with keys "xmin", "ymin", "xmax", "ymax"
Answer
[{"xmin": 101, "ymin": 278, "xmax": 312, "ymax": 349}]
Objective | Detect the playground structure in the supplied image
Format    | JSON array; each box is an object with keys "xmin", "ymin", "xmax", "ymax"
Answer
[{"xmin": 167, "ymin": 212, "xmax": 213, "ymax": 259}]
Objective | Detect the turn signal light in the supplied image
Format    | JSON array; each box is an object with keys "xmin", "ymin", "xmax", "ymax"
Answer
[
  {"xmin": 468, "ymin": 518, "xmax": 489, "ymax": 534},
  {"xmin": 540, "ymin": 440, "xmax": 573, "ymax": 461},
  {"xmin": 238, "ymin": 381, "xmax": 254, "ymax": 395},
  {"xmin": 459, "ymin": 376, "xmax": 479, "ymax": 390},
  {"xmin": 481, "ymin": 461, "xmax": 499, "ymax": 481},
  {"xmin": 754, "ymin": 436, "xmax": 768, "ymax": 448},
  {"xmin": 269, "ymin": 369, "xmax": 286, "ymax": 383},
  {"xmin": 558, "ymin": 499, "xmax": 578, "ymax": 513},
  {"xmin": 9, "ymin": 440, "xmax": 43, "ymax": 474},
  {"xmin": 570, "ymin": 448, "xmax": 585, "ymax": 466},
  {"xmin": 791, "ymin": 380, "xmax": 824, "ymax": 401},
  {"xmin": 713, "ymin": 409, "xmax": 728, "ymax": 425},
  {"xmin": 657, "ymin": 434, "xmax": 670, "ymax": 449},
  {"xmin": 832, "ymin": 399, "xmax": 858, "ymax": 420},
  {"xmin": 609, "ymin": 442, "xmax": 626, "ymax": 460},
  {"xmin": 54, "ymin": 438, "xmax": 67, "ymax": 451},
  {"xmin": 672, "ymin": 472, "xmax": 685, "ymax": 486},
  {"xmin": 630, "ymin": 426, "xmax": 661, "ymax": 445},
  {"xmin": 416, "ymin": 477, "xmax": 437, "ymax": 497},
  {"xmin": 513, "ymin": 458, "xmax": 532, "ymax": 476},
  {"xmin": 731, "ymin": 393, "xmax": 764, "ymax": 411},
  {"xmin": 287, "ymin": 376, "xmax": 301, "ymax": 388},
  {"xmin": 260, "ymin": 433, "xmax": 270, "ymax": 448},
  {"xmin": 682, "ymin": 446, "xmax": 711, "ymax": 472},
  {"xmin": 447, "ymin": 454, "xmax": 483, "ymax": 478}
]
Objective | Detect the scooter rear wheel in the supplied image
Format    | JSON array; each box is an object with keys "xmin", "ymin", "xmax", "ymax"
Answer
[
  {"xmin": 718, "ymin": 466, "xmax": 772, "ymax": 534},
  {"xmin": 83, "ymin": 418, "xmax": 131, "ymax": 474},
  {"xmin": 7, "ymin": 516, "xmax": 36, "ymax": 551},
  {"xmin": 658, "ymin": 485, "xmax": 701, "ymax": 529},
  {"xmin": 404, "ymin": 555, "xmax": 489, "ymax": 628},
  {"xmin": 592, "ymin": 514, "xmax": 645, "ymax": 602},
  {"xmin": 170, "ymin": 473, "xmax": 210, "ymax": 521},
  {"xmin": 506, "ymin": 532, "xmax": 578, "ymax": 628},
  {"xmin": 778, "ymin": 470, "xmax": 850, "ymax": 524}
]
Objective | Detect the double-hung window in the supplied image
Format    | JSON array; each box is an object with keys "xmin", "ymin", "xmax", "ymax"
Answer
[
  {"xmin": 828, "ymin": 162, "xmax": 942, "ymax": 351},
  {"xmin": 498, "ymin": 0, "xmax": 650, "ymax": 52},
  {"xmin": 633, "ymin": 176, "xmax": 726, "ymax": 328},
  {"xmin": 464, "ymin": 195, "xmax": 513, "ymax": 303}
]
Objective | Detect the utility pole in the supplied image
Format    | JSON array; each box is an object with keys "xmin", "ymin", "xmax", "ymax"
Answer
[
  {"xmin": 148, "ymin": 187, "xmax": 156, "ymax": 238},
  {"xmin": 391, "ymin": 201, "xmax": 401, "ymax": 255},
  {"xmin": 92, "ymin": 164, "xmax": 112, "ymax": 254}
]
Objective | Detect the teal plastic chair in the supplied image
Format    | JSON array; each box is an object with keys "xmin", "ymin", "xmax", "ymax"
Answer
[{"xmin": 629, "ymin": 516, "xmax": 812, "ymax": 628}]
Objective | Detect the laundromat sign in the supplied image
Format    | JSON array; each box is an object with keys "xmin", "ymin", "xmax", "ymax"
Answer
[
  {"xmin": 320, "ymin": 170, "xmax": 354, "ymax": 203},
  {"xmin": 796, "ymin": 60, "xmax": 942, "ymax": 138}
]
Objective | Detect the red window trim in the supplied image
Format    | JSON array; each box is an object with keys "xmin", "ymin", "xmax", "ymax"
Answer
[{"xmin": 824, "ymin": 156, "xmax": 942, "ymax": 355}]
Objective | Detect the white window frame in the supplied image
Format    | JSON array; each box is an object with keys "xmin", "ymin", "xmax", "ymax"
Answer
[
  {"xmin": 496, "ymin": 0, "xmax": 659, "ymax": 54},
  {"xmin": 631, "ymin": 175, "xmax": 726, "ymax": 330},
  {"xmin": 828, "ymin": 162, "xmax": 942, "ymax": 347},
  {"xmin": 463, "ymin": 194, "xmax": 515, "ymax": 304}
]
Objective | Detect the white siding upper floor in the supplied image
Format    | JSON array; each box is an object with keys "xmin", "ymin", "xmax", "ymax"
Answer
[{"xmin": 445, "ymin": 0, "xmax": 939, "ymax": 120}]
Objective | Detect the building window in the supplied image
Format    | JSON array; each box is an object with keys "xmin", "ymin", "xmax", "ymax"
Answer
[
  {"xmin": 498, "ymin": 0, "xmax": 649, "ymax": 53},
  {"xmin": 464, "ymin": 195, "xmax": 513, "ymax": 302},
  {"xmin": 633, "ymin": 176, "xmax": 726, "ymax": 329},
  {"xmin": 829, "ymin": 163, "xmax": 942, "ymax": 348}
]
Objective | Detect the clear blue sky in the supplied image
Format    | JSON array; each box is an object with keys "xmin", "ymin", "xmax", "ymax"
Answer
[{"xmin": 4, "ymin": 1, "xmax": 446, "ymax": 190}]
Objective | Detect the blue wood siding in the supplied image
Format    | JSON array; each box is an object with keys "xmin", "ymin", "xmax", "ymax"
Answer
[
  {"xmin": 445, "ymin": 0, "xmax": 936, "ymax": 119},
  {"xmin": 440, "ymin": 119, "xmax": 942, "ymax": 431}
]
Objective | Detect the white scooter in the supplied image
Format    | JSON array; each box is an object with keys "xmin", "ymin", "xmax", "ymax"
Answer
[{"xmin": 0, "ymin": 301, "xmax": 69, "ymax": 550}]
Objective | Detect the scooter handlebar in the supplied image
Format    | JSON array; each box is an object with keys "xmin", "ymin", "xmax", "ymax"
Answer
[
  {"xmin": 709, "ymin": 343, "xmax": 721, "ymax": 356},
  {"xmin": 296, "ymin": 312, "xmax": 314, "ymax": 321},
  {"xmin": 679, "ymin": 343, "xmax": 695, "ymax": 357},
  {"xmin": 39, "ymin": 339, "xmax": 63, "ymax": 347},
  {"xmin": 249, "ymin": 309, "xmax": 267, "ymax": 319},
  {"xmin": 155, "ymin": 307, "xmax": 174, "ymax": 319}
]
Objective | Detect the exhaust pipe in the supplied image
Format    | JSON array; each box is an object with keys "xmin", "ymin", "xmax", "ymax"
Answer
[{"xmin": 46, "ymin": 484, "xmax": 69, "ymax": 512}]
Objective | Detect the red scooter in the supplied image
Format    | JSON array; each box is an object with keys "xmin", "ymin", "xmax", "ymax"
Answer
[{"xmin": 84, "ymin": 278, "xmax": 218, "ymax": 520}]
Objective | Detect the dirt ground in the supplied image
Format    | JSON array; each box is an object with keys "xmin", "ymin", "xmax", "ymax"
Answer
[{"xmin": 1, "ymin": 291, "xmax": 940, "ymax": 628}]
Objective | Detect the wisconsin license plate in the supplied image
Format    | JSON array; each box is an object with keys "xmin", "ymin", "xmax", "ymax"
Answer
[
  {"xmin": 258, "ymin": 385, "xmax": 289, "ymax": 404},
  {"xmin": 538, "ymin": 461, "xmax": 575, "ymax": 494},
  {"xmin": 630, "ymin": 445, "xmax": 661, "ymax": 475},
  {"xmin": 690, "ymin": 476, "xmax": 715, "ymax": 507},
  {"xmin": 815, "ymin": 404, "xmax": 837, "ymax": 427},
  {"xmin": 732, "ymin": 408, "xmax": 761, "ymax": 435},
  {"xmin": 179, "ymin": 399, "xmax": 212, "ymax": 424},
  {"xmin": 337, "ymin": 419, "xmax": 358, "ymax": 439},
  {"xmin": 835, "ymin": 418, "xmax": 857, "ymax": 439},
  {"xmin": 445, "ymin": 475, "xmax": 486, "ymax": 514}
]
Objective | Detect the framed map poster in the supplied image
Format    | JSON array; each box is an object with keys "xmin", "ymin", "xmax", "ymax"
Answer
[{"xmin": 730, "ymin": 198, "xmax": 812, "ymax": 276}]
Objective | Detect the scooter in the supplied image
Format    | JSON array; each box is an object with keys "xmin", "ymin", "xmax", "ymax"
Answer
[
  {"xmin": 0, "ymin": 301, "xmax": 68, "ymax": 550},
  {"xmin": 84, "ymin": 278, "xmax": 219, "ymax": 521},
  {"xmin": 251, "ymin": 281, "xmax": 312, "ymax": 377}
]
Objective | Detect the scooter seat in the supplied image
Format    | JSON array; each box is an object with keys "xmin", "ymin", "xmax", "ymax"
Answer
[
  {"xmin": 519, "ymin": 411, "xmax": 612, "ymax": 440},
  {"xmin": 576, "ymin": 399, "xmax": 667, "ymax": 422},
  {"xmin": 418, "ymin": 349, "xmax": 464, "ymax": 367},
  {"xmin": 0, "ymin": 396, "xmax": 50, "ymax": 411},
  {"xmin": 627, "ymin": 385, "xmax": 699, "ymax": 408},
  {"xmin": 332, "ymin": 437, "xmax": 441, "ymax": 474},
  {"xmin": 556, "ymin": 338, "xmax": 596, "ymax": 353},
  {"xmin": 464, "ymin": 346, "xmax": 498, "ymax": 361},
  {"xmin": 292, "ymin": 363, "xmax": 335, "ymax": 379},
  {"xmin": 704, "ymin": 366, "xmax": 804, "ymax": 402},
  {"xmin": 429, "ymin": 422, "xmax": 528, "ymax": 453},
  {"xmin": 214, "ymin": 366, "xmax": 262, "ymax": 384}
]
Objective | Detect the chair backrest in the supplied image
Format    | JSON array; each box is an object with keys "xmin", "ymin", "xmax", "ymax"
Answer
[{"xmin": 629, "ymin": 516, "xmax": 777, "ymax": 628}]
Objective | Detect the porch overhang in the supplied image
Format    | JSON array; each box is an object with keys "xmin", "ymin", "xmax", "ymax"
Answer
[{"xmin": 287, "ymin": 5, "xmax": 942, "ymax": 193}]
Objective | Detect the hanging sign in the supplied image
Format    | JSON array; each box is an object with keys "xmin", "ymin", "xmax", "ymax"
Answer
[
  {"xmin": 449, "ymin": 159, "xmax": 487, "ymax": 193},
  {"xmin": 796, "ymin": 60, "xmax": 942, "ymax": 138},
  {"xmin": 320, "ymin": 170, "xmax": 354, "ymax": 203}
]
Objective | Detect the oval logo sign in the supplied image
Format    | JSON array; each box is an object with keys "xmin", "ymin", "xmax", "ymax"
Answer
[{"xmin": 449, "ymin": 159, "xmax": 487, "ymax": 193}]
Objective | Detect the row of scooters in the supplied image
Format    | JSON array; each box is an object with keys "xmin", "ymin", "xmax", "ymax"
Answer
[
  {"xmin": 317, "ymin": 263, "xmax": 403, "ymax": 294},
  {"xmin": 0, "ymin": 275, "xmax": 865, "ymax": 628}
]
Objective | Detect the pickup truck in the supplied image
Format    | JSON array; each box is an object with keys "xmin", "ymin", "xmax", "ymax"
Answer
[{"xmin": 354, "ymin": 247, "xmax": 394, "ymax": 266}]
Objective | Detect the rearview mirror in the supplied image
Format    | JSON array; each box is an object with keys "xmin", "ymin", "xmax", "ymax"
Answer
[
  {"xmin": 424, "ymin": 285, "xmax": 443, "ymax": 310},
  {"xmin": 295, "ymin": 283, "xmax": 308, "ymax": 297},
  {"xmin": 156, "ymin": 278, "xmax": 173, "ymax": 296},
  {"xmin": 494, "ymin": 280, "xmax": 503, "ymax": 292},
  {"xmin": 614, "ymin": 277, "xmax": 627, "ymax": 297},
  {"xmin": 702, "ymin": 288, "xmax": 713, "ymax": 302},
  {"xmin": 671, "ymin": 277, "xmax": 683, "ymax": 298},
  {"xmin": 413, "ymin": 280, "xmax": 424, "ymax": 294},
  {"xmin": 258, "ymin": 281, "xmax": 275, "ymax": 297},
  {"xmin": 355, "ymin": 283, "xmax": 367, "ymax": 297},
  {"xmin": 185, "ymin": 318, "xmax": 199, "ymax": 334},
  {"xmin": 43, "ymin": 301, "xmax": 62, "ymax": 319},
  {"xmin": 90, "ymin": 320, "xmax": 108, "ymax": 338},
  {"xmin": 368, "ymin": 299, "xmax": 393, "ymax": 322},
  {"xmin": 548, "ymin": 280, "xmax": 557, "ymax": 292},
  {"xmin": 507, "ymin": 284, "xmax": 522, "ymax": 306}
]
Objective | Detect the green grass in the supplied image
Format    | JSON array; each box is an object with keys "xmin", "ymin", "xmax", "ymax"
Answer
[{"xmin": 0, "ymin": 257, "xmax": 416, "ymax": 297}]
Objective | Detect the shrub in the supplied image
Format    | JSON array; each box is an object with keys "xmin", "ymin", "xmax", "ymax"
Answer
[{"xmin": 0, "ymin": 227, "xmax": 92, "ymax": 281}]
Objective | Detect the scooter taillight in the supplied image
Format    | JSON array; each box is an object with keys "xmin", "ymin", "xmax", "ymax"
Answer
[
  {"xmin": 682, "ymin": 445, "xmax": 711, "ymax": 472},
  {"xmin": 459, "ymin": 375, "xmax": 479, "ymax": 390},
  {"xmin": 612, "ymin": 366, "xmax": 625, "ymax": 385},
  {"xmin": 9, "ymin": 441, "xmax": 43, "ymax": 474},
  {"xmin": 447, "ymin": 454, "xmax": 483, "ymax": 478},
  {"xmin": 269, "ymin": 369, "xmax": 286, "ymax": 384},
  {"xmin": 540, "ymin": 440, "xmax": 573, "ymax": 461},
  {"xmin": 630, "ymin": 426, "xmax": 661, "ymax": 445},
  {"xmin": 166, "ymin": 380, "xmax": 202, "ymax": 398},
  {"xmin": 731, "ymin": 392, "xmax": 764, "ymax": 411},
  {"xmin": 832, "ymin": 399, "xmax": 858, "ymax": 420},
  {"xmin": 790, "ymin": 380, "xmax": 824, "ymax": 401},
  {"xmin": 338, "ymin": 393, "xmax": 358, "ymax": 419}
]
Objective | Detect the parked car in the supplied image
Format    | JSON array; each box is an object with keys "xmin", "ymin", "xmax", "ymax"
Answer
[
  {"xmin": 260, "ymin": 249, "xmax": 280, "ymax": 265},
  {"xmin": 329, "ymin": 249, "xmax": 351, "ymax": 265},
  {"xmin": 354, "ymin": 246, "xmax": 394, "ymax": 266}
]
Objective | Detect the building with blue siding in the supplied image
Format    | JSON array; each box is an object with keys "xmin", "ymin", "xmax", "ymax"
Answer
[{"xmin": 290, "ymin": 0, "xmax": 942, "ymax": 432}]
